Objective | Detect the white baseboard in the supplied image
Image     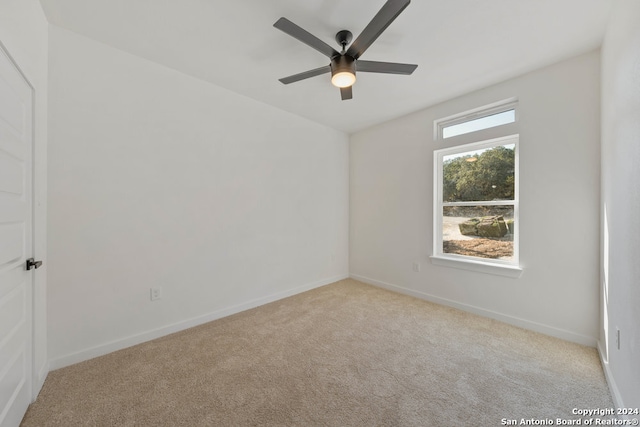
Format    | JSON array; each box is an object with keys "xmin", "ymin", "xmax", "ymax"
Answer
[
  {"xmin": 350, "ymin": 274, "xmax": 597, "ymax": 347},
  {"xmin": 597, "ymin": 341, "xmax": 627, "ymax": 412},
  {"xmin": 49, "ymin": 274, "xmax": 348, "ymax": 370}
]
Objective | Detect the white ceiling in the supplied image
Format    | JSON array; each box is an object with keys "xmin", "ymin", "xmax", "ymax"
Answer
[{"xmin": 38, "ymin": 0, "xmax": 613, "ymax": 134}]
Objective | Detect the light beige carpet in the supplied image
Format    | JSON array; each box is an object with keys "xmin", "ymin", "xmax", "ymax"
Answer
[{"xmin": 22, "ymin": 279, "xmax": 613, "ymax": 426}]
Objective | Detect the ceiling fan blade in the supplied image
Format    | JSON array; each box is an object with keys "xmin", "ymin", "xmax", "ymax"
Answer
[
  {"xmin": 340, "ymin": 86, "xmax": 353, "ymax": 100},
  {"xmin": 346, "ymin": 0, "xmax": 410, "ymax": 60},
  {"xmin": 279, "ymin": 65, "xmax": 331, "ymax": 85},
  {"xmin": 356, "ymin": 60, "xmax": 417, "ymax": 74},
  {"xmin": 274, "ymin": 17, "xmax": 340, "ymax": 58}
]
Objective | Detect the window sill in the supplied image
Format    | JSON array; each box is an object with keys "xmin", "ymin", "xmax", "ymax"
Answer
[{"xmin": 430, "ymin": 255, "xmax": 522, "ymax": 278}]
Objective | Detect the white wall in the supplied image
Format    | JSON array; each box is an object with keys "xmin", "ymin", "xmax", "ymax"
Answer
[
  {"xmin": 600, "ymin": 0, "xmax": 640, "ymax": 410},
  {"xmin": 0, "ymin": 0, "xmax": 49, "ymax": 394},
  {"xmin": 350, "ymin": 51, "xmax": 601, "ymax": 346},
  {"xmin": 47, "ymin": 26, "xmax": 349, "ymax": 368}
]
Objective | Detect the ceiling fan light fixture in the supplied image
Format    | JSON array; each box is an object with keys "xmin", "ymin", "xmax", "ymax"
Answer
[
  {"xmin": 274, "ymin": 0, "xmax": 417, "ymax": 100},
  {"xmin": 331, "ymin": 71, "xmax": 356, "ymax": 88},
  {"xmin": 331, "ymin": 56, "xmax": 356, "ymax": 88}
]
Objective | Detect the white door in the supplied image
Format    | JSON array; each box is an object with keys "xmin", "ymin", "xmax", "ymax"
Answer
[{"xmin": 0, "ymin": 44, "xmax": 36, "ymax": 427}]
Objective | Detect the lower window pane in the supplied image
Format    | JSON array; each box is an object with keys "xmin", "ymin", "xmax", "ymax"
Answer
[{"xmin": 442, "ymin": 205, "xmax": 514, "ymax": 260}]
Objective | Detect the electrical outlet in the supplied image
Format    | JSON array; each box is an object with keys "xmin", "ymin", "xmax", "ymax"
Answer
[
  {"xmin": 616, "ymin": 328, "xmax": 620, "ymax": 350},
  {"xmin": 150, "ymin": 287, "xmax": 162, "ymax": 301},
  {"xmin": 412, "ymin": 262, "xmax": 421, "ymax": 272}
]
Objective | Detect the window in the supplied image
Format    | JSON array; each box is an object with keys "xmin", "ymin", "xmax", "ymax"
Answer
[
  {"xmin": 442, "ymin": 109, "xmax": 515, "ymax": 139},
  {"xmin": 432, "ymin": 106, "xmax": 521, "ymax": 276},
  {"xmin": 435, "ymin": 99, "xmax": 517, "ymax": 140}
]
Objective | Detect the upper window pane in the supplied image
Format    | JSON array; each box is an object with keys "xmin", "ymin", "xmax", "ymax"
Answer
[
  {"xmin": 443, "ymin": 144, "xmax": 515, "ymax": 202},
  {"xmin": 442, "ymin": 109, "xmax": 515, "ymax": 139}
]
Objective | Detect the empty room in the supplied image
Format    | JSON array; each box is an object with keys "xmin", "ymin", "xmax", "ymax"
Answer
[{"xmin": 1, "ymin": 0, "xmax": 639, "ymax": 425}]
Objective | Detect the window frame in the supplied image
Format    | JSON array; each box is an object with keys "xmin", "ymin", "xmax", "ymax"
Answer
[{"xmin": 431, "ymin": 134, "xmax": 521, "ymax": 277}]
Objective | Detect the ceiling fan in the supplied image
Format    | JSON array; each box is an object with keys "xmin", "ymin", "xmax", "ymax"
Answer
[{"xmin": 274, "ymin": 0, "xmax": 417, "ymax": 101}]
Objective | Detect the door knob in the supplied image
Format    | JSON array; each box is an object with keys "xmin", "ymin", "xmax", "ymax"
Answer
[{"xmin": 26, "ymin": 258, "xmax": 43, "ymax": 270}]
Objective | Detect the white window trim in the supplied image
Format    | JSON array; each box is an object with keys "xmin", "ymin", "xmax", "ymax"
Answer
[
  {"xmin": 429, "ymin": 255, "xmax": 522, "ymax": 278},
  {"xmin": 434, "ymin": 98, "xmax": 518, "ymax": 141},
  {"xmin": 432, "ymin": 134, "xmax": 521, "ymax": 277}
]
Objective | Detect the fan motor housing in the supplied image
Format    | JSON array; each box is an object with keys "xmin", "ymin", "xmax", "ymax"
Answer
[{"xmin": 331, "ymin": 55, "xmax": 356, "ymax": 78}]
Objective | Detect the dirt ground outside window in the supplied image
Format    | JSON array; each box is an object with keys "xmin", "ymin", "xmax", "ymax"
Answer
[{"xmin": 442, "ymin": 216, "xmax": 514, "ymax": 260}]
